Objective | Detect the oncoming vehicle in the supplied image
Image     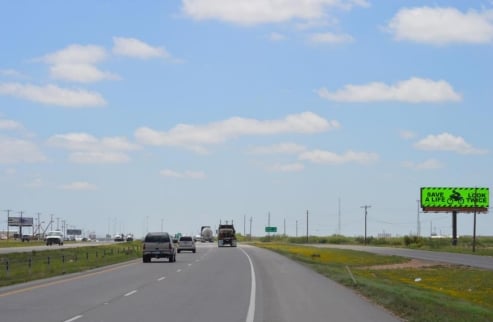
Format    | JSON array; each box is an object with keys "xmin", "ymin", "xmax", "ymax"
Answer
[
  {"xmin": 45, "ymin": 231, "xmax": 64, "ymax": 246},
  {"xmin": 178, "ymin": 236, "xmax": 196, "ymax": 253},
  {"xmin": 142, "ymin": 232, "xmax": 176, "ymax": 263}
]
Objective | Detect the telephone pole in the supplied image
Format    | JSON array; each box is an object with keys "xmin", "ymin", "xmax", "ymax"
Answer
[
  {"xmin": 4, "ymin": 209, "xmax": 13, "ymax": 241},
  {"xmin": 361, "ymin": 205, "xmax": 371, "ymax": 245},
  {"xmin": 306, "ymin": 210, "xmax": 309, "ymax": 242}
]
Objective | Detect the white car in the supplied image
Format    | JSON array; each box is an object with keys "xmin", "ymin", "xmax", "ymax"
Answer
[{"xmin": 45, "ymin": 231, "xmax": 64, "ymax": 246}]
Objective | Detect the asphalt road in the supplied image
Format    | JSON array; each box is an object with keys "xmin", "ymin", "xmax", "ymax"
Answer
[
  {"xmin": 0, "ymin": 243, "xmax": 400, "ymax": 322},
  {"xmin": 310, "ymin": 244, "xmax": 493, "ymax": 270}
]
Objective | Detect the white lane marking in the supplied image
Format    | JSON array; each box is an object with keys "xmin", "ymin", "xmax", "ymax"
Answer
[
  {"xmin": 177, "ymin": 269, "xmax": 182, "ymax": 272},
  {"xmin": 64, "ymin": 315, "xmax": 83, "ymax": 322},
  {"xmin": 124, "ymin": 290, "xmax": 137, "ymax": 297},
  {"xmin": 188, "ymin": 263, "xmax": 192, "ymax": 267},
  {"xmin": 158, "ymin": 276, "xmax": 166, "ymax": 281},
  {"xmin": 240, "ymin": 247, "xmax": 256, "ymax": 322}
]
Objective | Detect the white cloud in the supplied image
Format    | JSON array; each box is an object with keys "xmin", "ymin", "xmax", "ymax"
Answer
[
  {"xmin": 60, "ymin": 181, "xmax": 98, "ymax": 191},
  {"xmin": 0, "ymin": 83, "xmax": 106, "ymax": 107},
  {"xmin": 181, "ymin": 0, "xmax": 369, "ymax": 26},
  {"xmin": 308, "ymin": 32, "xmax": 353, "ymax": 44},
  {"xmin": 40, "ymin": 44, "xmax": 117, "ymax": 83},
  {"xmin": 42, "ymin": 44, "xmax": 107, "ymax": 65},
  {"xmin": 299, "ymin": 149, "xmax": 378, "ymax": 164},
  {"xmin": 402, "ymin": 159, "xmax": 443, "ymax": 170},
  {"xmin": 160, "ymin": 169, "xmax": 206, "ymax": 179},
  {"xmin": 25, "ymin": 177, "xmax": 44, "ymax": 188},
  {"xmin": 0, "ymin": 136, "xmax": 46, "ymax": 164},
  {"xmin": 135, "ymin": 112, "xmax": 338, "ymax": 152},
  {"xmin": 387, "ymin": 7, "xmax": 493, "ymax": 45},
  {"xmin": 399, "ymin": 130, "xmax": 416, "ymax": 140},
  {"xmin": 113, "ymin": 37, "xmax": 171, "ymax": 59},
  {"xmin": 249, "ymin": 143, "xmax": 307, "ymax": 155},
  {"xmin": 0, "ymin": 118, "xmax": 23, "ymax": 131},
  {"xmin": 69, "ymin": 152, "xmax": 131, "ymax": 164},
  {"xmin": 50, "ymin": 64, "xmax": 119, "ymax": 83},
  {"xmin": 414, "ymin": 132, "xmax": 488, "ymax": 155},
  {"xmin": 0, "ymin": 69, "xmax": 27, "ymax": 79},
  {"xmin": 269, "ymin": 162, "xmax": 305, "ymax": 172},
  {"xmin": 47, "ymin": 133, "xmax": 139, "ymax": 164},
  {"xmin": 268, "ymin": 32, "xmax": 287, "ymax": 41},
  {"xmin": 317, "ymin": 77, "xmax": 462, "ymax": 103}
]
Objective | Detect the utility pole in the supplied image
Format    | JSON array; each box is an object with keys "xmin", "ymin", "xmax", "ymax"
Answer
[
  {"xmin": 306, "ymin": 210, "xmax": 309, "ymax": 242},
  {"xmin": 244, "ymin": 214, "xmax": 246, "ymax": 237},
  {"xmin": 338, "ymin": 198, "xmax": 341, "ymax": 235},
  {"xmin": 361, "ymin": 205, "xmax": 371, "ymax": 245},
  {"xmin": 249, "ymin": 216, "xmax": 252, "ymax": 240},
  {"xmin": 4, "ymin": 209, "xmax": 12, "ymax": 242},
  {"xmin": 296, "ymin": 220, "xmax": 298, "ymax": 237},
  {"xmin": 416, "ymin": 199, "xmax": 421, "ymax": 237},
  {"xmin": 37, "ymin": 212, "xmax": 41, "ymax": 236},
  {"xmin": 283, "ymin": 218, "xmax": 286, "ymax": 237},
  {"xmin": 18, "ymin": 211, "xmax": 24, "ymax": 237}
]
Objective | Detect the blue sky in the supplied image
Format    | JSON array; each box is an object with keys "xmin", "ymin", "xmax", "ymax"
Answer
[{"xmin": 0, "ymin": 0, "xmax": 492, "ymax": 238}]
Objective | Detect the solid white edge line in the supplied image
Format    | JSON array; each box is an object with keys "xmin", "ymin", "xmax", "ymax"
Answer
[
  {"xmin": 64, "ymin": 315, "xmax": 83, "ymax": 322},
  {"xmin": 158, "ymin": 276, "xmax": 166, "ymax": 281},
  {"xmin": 124, "ymin": 290, "xmax": 137, "ymax": 297},
  {"xmin": 240, "ymin": 247, "xmax": 256, "ymax": 322}
]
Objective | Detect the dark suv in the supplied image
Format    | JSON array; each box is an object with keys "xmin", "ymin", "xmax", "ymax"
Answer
[{"xmin": 142, "ymin": 232, "xmax": 176, "ymax": 263}]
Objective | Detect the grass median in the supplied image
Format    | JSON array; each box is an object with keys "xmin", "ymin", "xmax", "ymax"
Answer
[
  {"xmin": 0, "ymin": 242, "xmax": 141, "ymax": 287},
  {"xmin": 255, "ymin": 242, "xmax": 493, "ymax": 322}
]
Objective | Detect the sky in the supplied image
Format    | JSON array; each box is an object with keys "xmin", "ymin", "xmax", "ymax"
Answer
[{"xmin": 0, "ymin": 0, "xmax": 492, "ymax": 239}]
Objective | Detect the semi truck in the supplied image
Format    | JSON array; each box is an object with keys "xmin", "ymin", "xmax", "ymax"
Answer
[
  {"xmin": 217, "ymin": 223, "xmax": 236, "ymax": 247},
  {"xmin": 200, "ymin": 226, "xmax": 214, "ymax": 242}
]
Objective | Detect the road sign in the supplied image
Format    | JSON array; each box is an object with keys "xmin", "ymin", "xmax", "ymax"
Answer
[
  {"xmin": 265, "ymin": 226, "xmax": 277, "ymax": 233},
  {"xmin": 421, "ymin": 187, "xmax": 489, "ymax": 211}
]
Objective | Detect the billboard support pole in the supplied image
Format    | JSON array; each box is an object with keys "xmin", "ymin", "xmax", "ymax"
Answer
[
  {"xmin": 473, "ymin": 187, "xmax": 477, "ymax": 253},
  {"xmin": 452, "ymin": 211, "xmax": 458, "ymax": 246}
]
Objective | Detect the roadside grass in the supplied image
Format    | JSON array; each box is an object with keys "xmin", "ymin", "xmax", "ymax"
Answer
[
  {"xmin": 0, "ymin": 242, "xmax": 141, "ymax": 287},
  {"xmin": 238, "ymin": 234, "xmax": 493, "ymax": 256},
  {"xmin": 256, "ymin": 242, "xmax": 493, "ymax": 322},
  {"xmin": 0, "ymin": 240, "xmax": 46, "ymax": 248}
]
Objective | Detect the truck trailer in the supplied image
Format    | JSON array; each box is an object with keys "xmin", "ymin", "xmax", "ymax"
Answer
[{"xmin": 217, "ymin": 224, "xmax": 236, "ymax": 247}]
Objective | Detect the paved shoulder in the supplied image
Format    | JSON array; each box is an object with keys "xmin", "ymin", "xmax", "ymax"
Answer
[{"xmin": 242, "ymin": 245, "xmax": 401, "ymax": 322}]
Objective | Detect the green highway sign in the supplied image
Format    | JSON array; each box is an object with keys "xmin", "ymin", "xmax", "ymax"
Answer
[
  {"xmin": 421, "ymin": 187, "xmax": 489, "ymax": 209},
  {"xmin": 265, "ymin": 226, "xmax": 277, "ymax": 233}
]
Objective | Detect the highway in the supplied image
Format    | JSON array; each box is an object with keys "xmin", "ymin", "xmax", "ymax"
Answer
[{"xmin": 0, "ymin": 243, "xmax": 400, "ymax": 322}]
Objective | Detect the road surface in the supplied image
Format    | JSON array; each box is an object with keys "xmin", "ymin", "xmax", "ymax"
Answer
[
  {"xmin": 0, "ymin": 243, "xmax": 400, "ymax": 322},
  {"xmin": 310, "ymin": 244, "xmax": 493, "ymax": 270}
]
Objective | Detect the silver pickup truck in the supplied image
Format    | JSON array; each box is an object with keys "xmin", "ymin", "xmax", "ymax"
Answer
[{"xmin": 142, "ymin": 232, "xmax": 176, "ymax": 263}]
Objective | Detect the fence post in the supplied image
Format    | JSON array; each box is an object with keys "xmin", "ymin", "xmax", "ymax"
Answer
[
  {"xmin": 5, "ymin": 260, "xmax": 9, "ymax": 278},
  {"xmin": 28, "ymin": 257, "xmax": 32, "ymax": 276}
]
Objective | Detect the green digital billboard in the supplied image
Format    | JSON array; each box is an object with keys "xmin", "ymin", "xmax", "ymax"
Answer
[{"xmin": 420, "ymin": 187, "xmax": 489, "ymax": 210}]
